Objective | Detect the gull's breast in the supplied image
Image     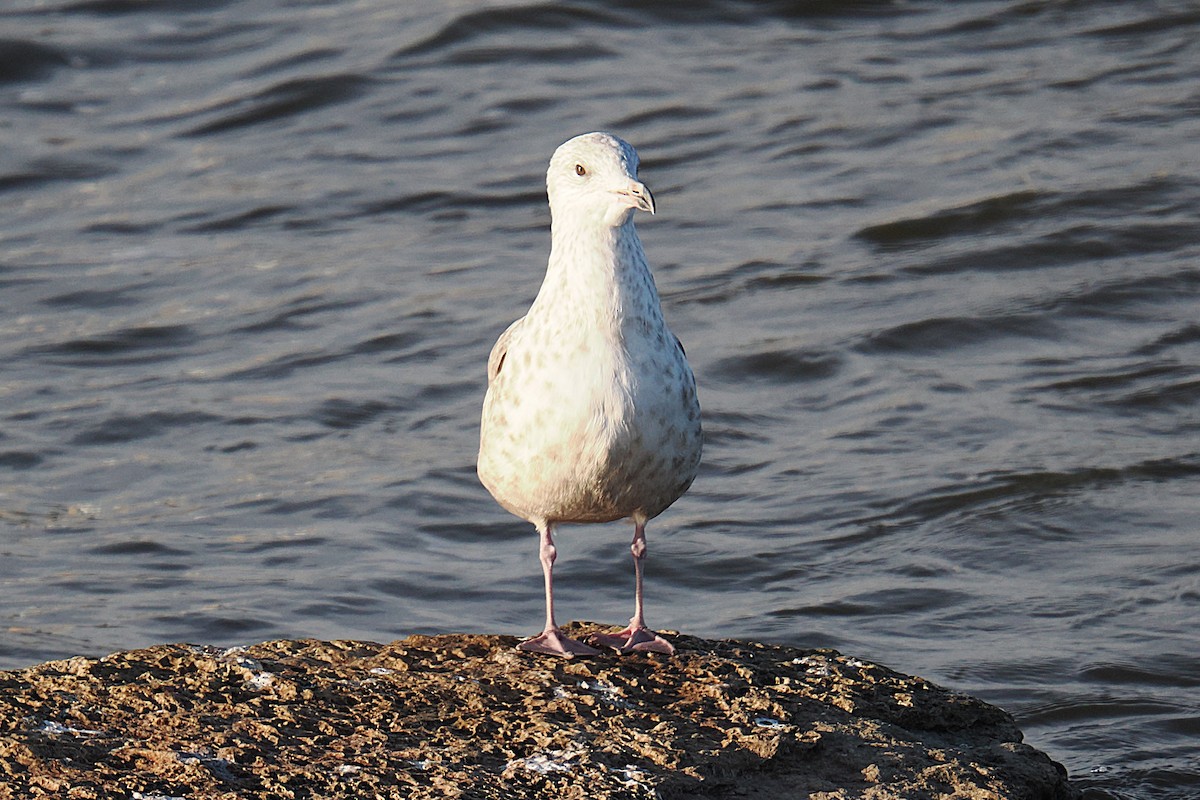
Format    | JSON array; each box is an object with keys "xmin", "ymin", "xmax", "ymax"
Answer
[{"xmin": 478, "ymin": 316, "xmax": 700, "ymax": 526}]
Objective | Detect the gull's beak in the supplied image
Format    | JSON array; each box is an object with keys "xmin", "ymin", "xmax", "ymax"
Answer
[{"xmin": 618, "ymin": 180, "xmax": 656, "ymax": 215}]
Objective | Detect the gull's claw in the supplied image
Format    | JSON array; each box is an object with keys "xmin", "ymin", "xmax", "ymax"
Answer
[
  {"xmin": 517, "ymin": 627, "xmax": 601, "ymax": 659},
  {"xmin": 589, "ymin": 625, "xmax": 675, "ymax": 655}
]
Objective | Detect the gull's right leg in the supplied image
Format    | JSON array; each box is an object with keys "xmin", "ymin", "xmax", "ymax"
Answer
[{"xmin": 517, "ymin": 522, "xmax": 600, "ymax": 658}]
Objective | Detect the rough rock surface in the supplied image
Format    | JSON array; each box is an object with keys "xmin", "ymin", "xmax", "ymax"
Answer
[{"xmin": 0, "ymin": 623, "xmax": 1077, "ymax": 799}]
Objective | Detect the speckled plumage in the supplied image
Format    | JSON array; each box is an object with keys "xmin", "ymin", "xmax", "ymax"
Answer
[{"xmin": 478, "ymin": 132, "xmax": 702, "ymax": 657}]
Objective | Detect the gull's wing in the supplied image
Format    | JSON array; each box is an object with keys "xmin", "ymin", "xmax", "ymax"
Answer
[{"xmin": 487, "ymin": 317, "xmax": 524, "ymax": 385}]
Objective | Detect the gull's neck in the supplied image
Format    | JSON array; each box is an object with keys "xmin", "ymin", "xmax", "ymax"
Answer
[{"xmin": 529, "ymin": 215, "xmax": 659, "ymax": 324}]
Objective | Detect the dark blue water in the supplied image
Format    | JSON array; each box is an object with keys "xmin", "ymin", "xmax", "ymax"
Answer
[{"xmin": 3, "ymin": 2, "xmax": 1198, "ymax": 797}]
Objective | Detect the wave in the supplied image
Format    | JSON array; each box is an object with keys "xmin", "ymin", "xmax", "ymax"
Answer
[
  {"xmin": 0, "ymin": 39, "xmax": 70, "ymax": 83},
  {"xmin": 182, "ymin": 74, "xmax": 372, "ymax": 137},
  {"xmin": 857, "ymin": 313, "xmax": 1058, "ymax": 354},
  {"xmin": 27, "ymin": 324, "xmax": 197, "ymax": 366},
  {"xmin": 860, "ymin": 455, "xmax": 1200, "ymax": 528}
]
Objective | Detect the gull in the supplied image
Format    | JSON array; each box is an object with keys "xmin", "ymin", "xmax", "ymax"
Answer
[{"xmin": 478, "ymin": 132, "xmax": 702, "ymax": 658}]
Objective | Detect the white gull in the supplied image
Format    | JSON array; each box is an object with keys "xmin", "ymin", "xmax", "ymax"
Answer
[{"xmin": 477, "ymin": 132, "xmax": 702, "ymax": 658}]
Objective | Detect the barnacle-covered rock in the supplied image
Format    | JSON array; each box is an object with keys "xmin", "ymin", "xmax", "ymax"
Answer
[{"xmin": 0, "ymin": 624, "xmax": 1078, "ymax": 799}]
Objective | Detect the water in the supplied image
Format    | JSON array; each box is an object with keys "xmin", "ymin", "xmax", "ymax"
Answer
[{"xmin": 2, "ymin": 1, "xmax": 1198, "ymax": 796}]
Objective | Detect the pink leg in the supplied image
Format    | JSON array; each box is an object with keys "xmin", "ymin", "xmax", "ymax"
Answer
[
  {"xmin": 517, "ymin": 523, "xmax": 599, "ymax": 658},
  {"xmin": 590, "ymin": 520, "xmax": 675, "ymax": 655}
]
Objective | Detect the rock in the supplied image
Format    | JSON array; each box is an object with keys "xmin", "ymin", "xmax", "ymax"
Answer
[{"xmin": 0, "ymin": 623, "xmax": 1077, "ymax": 799}]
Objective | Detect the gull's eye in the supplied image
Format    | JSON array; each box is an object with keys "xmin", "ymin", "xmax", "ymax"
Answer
[{"xmin": 575, "ymin": 163, "xmax": 587, "ymax": 176}]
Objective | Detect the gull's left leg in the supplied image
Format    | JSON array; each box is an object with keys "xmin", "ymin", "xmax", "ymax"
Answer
[{"xmin": 590, "ymin": 518, "xmax": 675, "ymax": 654}]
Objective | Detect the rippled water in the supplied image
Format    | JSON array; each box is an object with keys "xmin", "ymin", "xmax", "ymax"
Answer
[{"xmin": 3, "ymin": 2, "xmax": 1198, "ymax": 797}]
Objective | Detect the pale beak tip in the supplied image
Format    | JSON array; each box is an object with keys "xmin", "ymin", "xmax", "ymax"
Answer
[
  {"xmin": 617, "ymin": 181, "xmax": 656, "ymax": 215},
  {"xmin": 640, "ymin": 183, "xmax": 656, "ymax": 215}
]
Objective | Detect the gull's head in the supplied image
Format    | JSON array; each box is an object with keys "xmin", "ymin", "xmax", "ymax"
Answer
[{"xmin": 547, "ymin": 132, "xmax": 655, "ymax": 229}]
